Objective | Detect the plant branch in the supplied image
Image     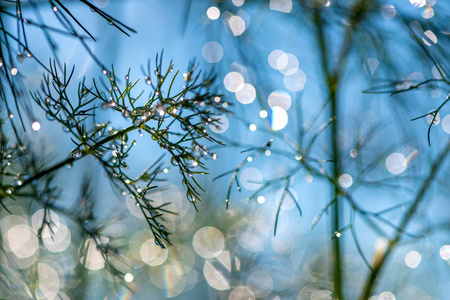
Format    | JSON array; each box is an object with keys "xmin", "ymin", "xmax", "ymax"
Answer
[
  {"xmin": 313, "ymin": 8, "xmax": 344, "ymax": 300},
  {"xmin": 359, "ymin": 139, "xmax": 450, "ymax": 299}
]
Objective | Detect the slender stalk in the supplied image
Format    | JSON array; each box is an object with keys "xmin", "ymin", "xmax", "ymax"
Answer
[
  {"xmin": 359, "ymin": 140, "xmax": 450, "ymax": 299},
  {"xmin": 314, "ymin": 9, "xmax": 343, "ymax": 299},
  {"xmin": 313, "ymin": 3, "xmax": 371, "ymax": 297}
]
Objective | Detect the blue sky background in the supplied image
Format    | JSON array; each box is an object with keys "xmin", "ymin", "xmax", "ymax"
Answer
[{"xmin": 2, "ymin": 0, "xmax": 450, "ymax": 299}]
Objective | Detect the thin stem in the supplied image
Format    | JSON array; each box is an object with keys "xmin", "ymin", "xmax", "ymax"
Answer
[
  {"xmin": 314, "ymin": 9, "xmax": 343, "ymax": 299},
  {"xmin": 359, "ymin": 140, "xmax": 450, "ymax": 299}
]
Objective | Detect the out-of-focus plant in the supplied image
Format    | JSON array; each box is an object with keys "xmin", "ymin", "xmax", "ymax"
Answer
[{"xmin": 207, "ymin": 0, "xmax": 450, "ymax": 299}]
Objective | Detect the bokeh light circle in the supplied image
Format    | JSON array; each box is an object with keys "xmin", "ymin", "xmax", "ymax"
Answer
[
  {"xmin": 271, "ymin": 106, "xmax": 288, "ymax": 130},
  {"xmin": 149, "ymin": 261, "xmax": 184, "ymax": 292},
  {"xmin": 6, "ymin": 224, "xmax": 39, "ymax": 258},
  {"xmin": 379, "ymin": 291, "xmax": 396, "ymax": 300},
  {"xmin": 37, "ymin": 263, "xmax": 60, "ymax": 299},
  {"xmin": 386, "ymin": 153, "xmax": 407, "ymax": 174},
  {"xmin": 203, "ymin": 260, "xmax": 231, "ymax": 290},
  {"xmin": 268, "ymin": 50, "xmax": 285, "ymax": 70},
  {"xmin": 82, "ymin": 238, "xmax": 104, "ymax": 270},
  {"xmin": 380, "ymin": 5, "xmax": 396, "ymax": 19},
  {"xmin": 229, "ymin": 286, "xmax": 255, "ymax": 300},
  {"xmin": 193, "ymin": 226, "xmax": 225, "ymax": 258},
  {"xmin": 439, "ymin": 245, "xmax": 450, "ymax": 260},
  {"xmin": 229, "ymin": 16, "xmax": 246, "ymax": 36},
  {"xmin": 140, "ymin": 239, "xmax": 168, "ymax": 266},
  {"xmin": 283, "ymin": 69, "xmax": 306, "ymax": 91},
  {"xmin": 235, "ymin": 83, "xmax": 256, "ymax": 104},
  {"xmin": 268, "ymin": 90, "xmax": 291, "ymax": 111},
  {"xmin": 202, "ymin": 41, "xmax": 223, "ymax": 63},
  {"xmin": 224, "ymin": 72, "xmax": 244, "ymax": 92},
  {"xmin": 275, "ymin": 188, "xmax": 298, "ymax": 211},
  {"xmin": 43, "ymin": 223, "xmax": 71, "ymax": 253},
  {"xmin": 240, "ymin": 167, "xmax": 263, "ymax": 190},
  {"xmin": 279, "ymin": 53, "xmax": 299, "ymax": 75},
  {"xmin": 247, "ymin": 271, "xmax": 273, "ymax": 297},
  {"xmin": 442, "ymin": 114, "xmax": 450, "ymax": 133},
  {"xmin": 405, "ymin": 251, "xmax": 421, "ymax": 268},
  {"xmin": 206, "ymin": 6, "xmax": 220, "ymax": 20}
]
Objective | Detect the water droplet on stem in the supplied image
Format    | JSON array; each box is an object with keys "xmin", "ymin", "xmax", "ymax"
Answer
[{"xmin": 71, "ymin": 149, "xmax": 82, "ymax": 159}]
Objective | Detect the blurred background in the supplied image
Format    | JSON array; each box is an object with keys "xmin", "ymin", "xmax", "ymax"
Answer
[{"xmin": 1, "ymin": 0, "xmax": 450, "ymax": 299}]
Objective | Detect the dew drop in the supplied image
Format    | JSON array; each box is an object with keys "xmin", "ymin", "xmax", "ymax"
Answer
[
  {"xmin": 171, "ymin": 157, "xmax": 179, "ymax": 166},
  {"xmin": 188, "ymin": 195, "xmax": 196, "ymax": 203},
  {"xmin": 133, "ymin": 119, "xmax": 141, "ymax": 127},
  {"xmin": 159, "ymin": 224, "xmax": 165, "ymax": 230},
  {"xmin": 101, "ymin": 102, "xmax": 110, "ymax": 110},
  {"xmin": 211, "ymin": 153, "xmax": 218, "ymax": 160},
  {"xmin": 67, "ymin": 117, "xmax": 77, "ymax": 128},
  {"xmin": 17, "ymin": 53, "xmax": 25, "ymax": 62},
  {"xmin": 71, "ymin": 149, "xmax": 82, "ymax": 159},
  {"xmin": 46, "ymin": 112, "xmax": 55, "ymax": 121},
  {"xmin": 426, "ymin": 110, "xmax": 440, "ymax": 126}
]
